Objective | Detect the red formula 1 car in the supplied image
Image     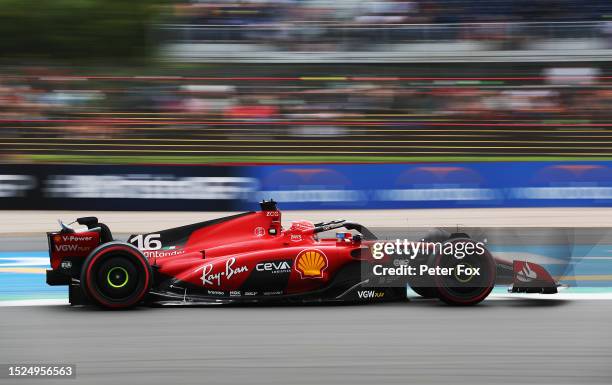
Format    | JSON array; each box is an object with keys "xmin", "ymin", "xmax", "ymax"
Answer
[{"xmin": 46, "ymin": 200, "xmax": 559, "ymax": 309}]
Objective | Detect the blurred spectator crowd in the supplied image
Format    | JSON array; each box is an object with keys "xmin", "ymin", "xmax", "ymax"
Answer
[
  {"xmin": 162, "ymin": 0, "xmax": 612, "ymax": 50},
  {"xmin": 1, "ymin": 67, "xmax": 612, "ymax": 142},
  {"xmin": 173, "ymin": 0, "xmax": 612, "ymax": 25}
]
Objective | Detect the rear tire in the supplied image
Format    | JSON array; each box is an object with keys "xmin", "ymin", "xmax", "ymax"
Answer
[{"xmin": 81, "ymin": 242, "xmax": 151, "ymax": 309}]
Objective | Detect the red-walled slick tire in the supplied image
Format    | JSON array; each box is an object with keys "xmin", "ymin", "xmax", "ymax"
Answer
[
  {"xmin": 433, "ymin": 238, "xmax": 496, "ymax": 306},
  {"xmin": 80, "ymin": 242, "xmax": 152, "ymax": 309}
]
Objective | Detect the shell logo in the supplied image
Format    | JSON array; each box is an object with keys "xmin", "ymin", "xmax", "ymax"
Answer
[{"xmin": 295, "ymin": 249, "xmax": 328, "ymax": 279}]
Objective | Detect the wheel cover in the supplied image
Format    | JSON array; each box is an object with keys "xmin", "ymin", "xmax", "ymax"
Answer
[
  {"xmin": 453, "ymin": 262, "xmax": 476, "ymax": 284},
  {"xmin": 106, "ymin": 266, "xmax": 129, "ymax": 289}
]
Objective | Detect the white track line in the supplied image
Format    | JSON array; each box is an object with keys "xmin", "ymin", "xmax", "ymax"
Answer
[
  {"xmin": 0, "ymin": 299, "xmax": 68, "ymax": 307},
  {"xmin": 2, "ymin": 293, "xmax": 612, "ymax": 307}
]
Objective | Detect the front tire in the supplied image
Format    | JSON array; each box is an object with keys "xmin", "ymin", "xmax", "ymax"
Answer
[
  {"xmin": 80, "ymin": 242, "xmax": 152, "ymax": 309},
  {"xmin": 433, "ymin": 238, "xmax": 496, "ymax": 306},
  {"xmin": 407, "ymin": 254, "xmax": 438, "ymax": 298}
]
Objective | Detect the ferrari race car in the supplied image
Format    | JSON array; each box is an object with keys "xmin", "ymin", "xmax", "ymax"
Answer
[{"xmin": 46, "ymin": 200, "xmax": 559, "ymax": 309}]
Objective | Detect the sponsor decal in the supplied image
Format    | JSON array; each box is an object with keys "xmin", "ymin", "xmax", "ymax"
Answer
[
  {"xmin": 517, "ymin": 262, "xmax": 538, "ymax": 282},
  {"xmin": 240, "ymin": 259, "xmax": 291, "ymax": 293},
  {"xmin": 295, "ymin": 249, "xmax": 328, "ymax": 279},
  {"xmin": 357, "ymin": 290, "xmax": 385, "ymax": 299},
  {"xmin": 254, "ymin": 227, "xmax": 266, "ymax": 237},
  {"xmin": 290, "ymin": 234, "xmax": 302, "ymax": 242},
  {"xmin": 229, "ymin": 290, "xmax": 241, "ymax": 297},
  {"xmin": 243, "ymin": 291, "xmax": 258, "ymax": 296},
  {"xmin": 53, "ymin": 244, "xmax": 85, "ymax": 253},
  {"xmin": 59, "ymin": 235, "xmax": 93, "ymax": 243},
  {"xmin": 200, "ymin": 257, "xmax": 249, "ymax": 286},
  {"xmin": 53, "ymin": 243, "xmax": 93, "ymax": 253},
  {"xmin": 51, "ymin": 233, "xmax": 98, "ymax": 255},
  {"xmin": 206, "ymin": 290, "xmax": 225, "ymax": 296},
  {"xmin": 263, "ymin": 290, "xmax": 283, "ymax": 296},
  {"xmin": 266, "ymin": 211, "xmax": 280, "ymax": 217},
  {"xmin": 393, "ymin": 258, "xmax": 410, "ymax": 267},
  {"xmin": 142, "ymin": 249, "xmax": 185, "ymax": 258},
  {"xmin": 255, "ymin": 260, "xmax": 292, "ymax": 274}
]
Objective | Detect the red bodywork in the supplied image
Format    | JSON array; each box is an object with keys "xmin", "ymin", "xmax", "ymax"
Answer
[
  {"xmin": 146, "ymin": 210, "xmax": 367, "ymax": 296},
  {"xmin": 49, "ymin": 231, "xmax": 100, "ymax": 270}
]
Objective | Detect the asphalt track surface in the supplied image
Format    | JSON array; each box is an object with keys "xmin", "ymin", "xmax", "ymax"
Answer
[{"xmin": 1, "ymin": 299, "xmax": 611, "ymax": 385}]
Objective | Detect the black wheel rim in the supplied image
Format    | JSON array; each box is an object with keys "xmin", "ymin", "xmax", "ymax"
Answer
[{"xmin": 92, "ymin": 254, "xmax": 144, "ymax": 302}]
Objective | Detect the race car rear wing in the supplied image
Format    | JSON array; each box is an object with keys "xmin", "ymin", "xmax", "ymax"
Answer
[{"xmin": 46, "ymin": 217, "xmax": 113, "ymax": 286}]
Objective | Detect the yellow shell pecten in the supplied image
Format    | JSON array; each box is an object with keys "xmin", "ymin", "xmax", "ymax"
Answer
[{"xmin": 297, "ymin": 250, "xmax": 327, "ymax": 277}]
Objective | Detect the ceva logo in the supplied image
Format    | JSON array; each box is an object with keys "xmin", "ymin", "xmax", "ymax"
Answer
[{"xmin": 256, "ymin": 261, "xmax": 292, "ymax": 274}]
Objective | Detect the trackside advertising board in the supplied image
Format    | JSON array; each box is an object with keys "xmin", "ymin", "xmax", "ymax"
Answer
[
  {"xmin": 0, "ymin": 162, "xmax": 611, "ymax": 210},
  {"xmin": 0, "ymin": 164, "xmax": 251, "ymax": 211},
  {"xmin": 247, "ymin": 162, "xmax": 612, "ymax": 210}
]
